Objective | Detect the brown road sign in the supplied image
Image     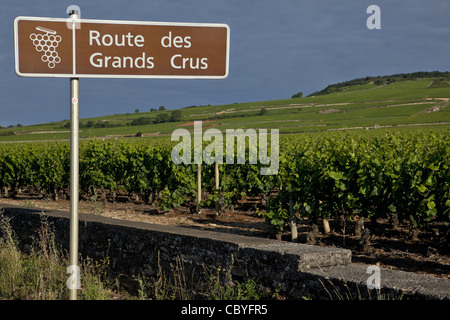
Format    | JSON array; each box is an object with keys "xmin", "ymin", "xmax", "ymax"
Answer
[{"xmin": 14, "ymin": 16, "xmax": 230, "ymax": 79}]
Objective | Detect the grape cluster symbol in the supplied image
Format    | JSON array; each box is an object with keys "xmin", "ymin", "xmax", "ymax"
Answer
[{"xmin": 29, "ymin": 26, "xmax": 62, "ymax": 69}]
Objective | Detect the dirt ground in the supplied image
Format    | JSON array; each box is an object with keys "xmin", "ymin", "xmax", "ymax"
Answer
[{"xmin": 0, "ymin": 194, "xmax": 448, "ymax": 280}]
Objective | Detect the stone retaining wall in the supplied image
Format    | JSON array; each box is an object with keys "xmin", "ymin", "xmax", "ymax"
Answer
[{"xmin": 0, "ymin": 204, "xmax": 448, "ymax": 300}]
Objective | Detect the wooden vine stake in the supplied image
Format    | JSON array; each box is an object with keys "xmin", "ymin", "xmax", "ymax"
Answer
[
  {"xmin": 215, "ymin": 163, "xmax": 220, "ymax": 215},
  {"xmin": 323, "ymin": 219, "xmax": 331, "ymax": 234},
  {"xmin": 215, "ymin": 163, "xmax": 219, "ymax": 190},
  {"xmin": 197, "ymin": 164, "xmax": 201, "ymax": 213},
  {"xmin": 289, "ymin": 197, "xmax": 298, "ymax": 242}
]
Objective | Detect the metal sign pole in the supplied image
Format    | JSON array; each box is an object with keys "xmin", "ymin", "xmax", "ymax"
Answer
[
  {"xmin": 69, "ymin": 9, "xmax": 80, "ymax": 301},
  {"xmin": 14, "ymin": 9, "xmax": 229, "ymax": 301}
]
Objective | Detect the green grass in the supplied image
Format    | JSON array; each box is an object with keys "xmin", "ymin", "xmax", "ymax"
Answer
[
  {"xmin": 0, "ymin": 212, "xmax": 269, "ymax": 300},
  {"xmin": 0, "ymin": 213, "xmax": 115, "ymax": 300},
  {"xmin": 2, "ymin": 76, "xmax": 450, "ymax": 142}
]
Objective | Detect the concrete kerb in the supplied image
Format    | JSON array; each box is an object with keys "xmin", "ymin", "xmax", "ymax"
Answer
[
  {"xmin": 308, "ymin": 264, "xmax": 450, "ymax": 300},
  {"xmin": 0, "ymin": 204, "xmax": 449, "ymax": 299}
]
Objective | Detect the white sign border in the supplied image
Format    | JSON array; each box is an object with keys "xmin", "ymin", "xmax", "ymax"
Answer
[{"xmin": 14, "ymin": 16, "xmax": 230, "ymax": 79}]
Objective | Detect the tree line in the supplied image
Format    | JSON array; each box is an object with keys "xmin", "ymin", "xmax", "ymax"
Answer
[{"xmin": 61, "ymin": 109, "xmax": 183, "ymax": 129}]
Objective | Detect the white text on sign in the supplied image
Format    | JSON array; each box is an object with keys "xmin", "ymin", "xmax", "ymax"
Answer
[{"xmin": 88, "ymin": 30, "xmax": 208, "ymax": 70}]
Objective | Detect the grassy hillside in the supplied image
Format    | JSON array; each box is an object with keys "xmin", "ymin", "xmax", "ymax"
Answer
[{"xmin": 1, "ymin": 74, "xmax": 450, "ymax": 142}]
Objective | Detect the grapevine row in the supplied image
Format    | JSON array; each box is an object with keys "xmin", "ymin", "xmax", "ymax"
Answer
[{"xmin": 0, "ymin": 129, "xmax": 448, "ymax": 231}]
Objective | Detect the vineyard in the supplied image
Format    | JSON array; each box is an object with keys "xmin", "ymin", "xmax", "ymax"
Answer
[{"xmin": 0, "ymin": 127, "xmax": 449, "ymax": 239}]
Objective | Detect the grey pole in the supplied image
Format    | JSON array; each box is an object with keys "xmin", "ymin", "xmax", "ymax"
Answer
[{"xmin": 69, "ymin": 9, "xmax": 80, "ymax": 301}]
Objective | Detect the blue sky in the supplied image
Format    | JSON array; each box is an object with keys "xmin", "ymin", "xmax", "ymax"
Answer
[{"xmin": 1, "ymin": 0, "xmax": 450, "ymax": 126}]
